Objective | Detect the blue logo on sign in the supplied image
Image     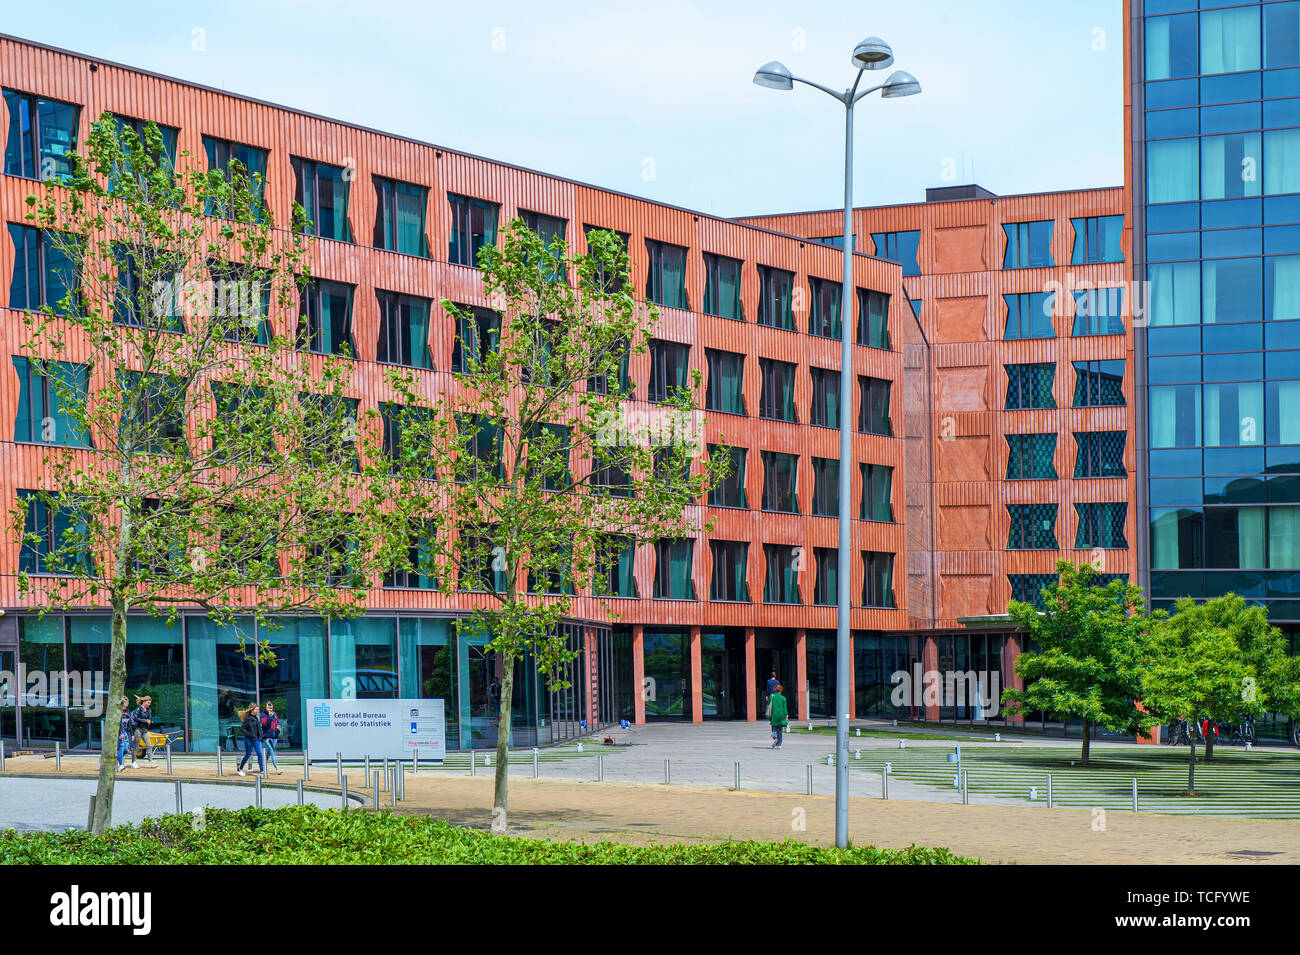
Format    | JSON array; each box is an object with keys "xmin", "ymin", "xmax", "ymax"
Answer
[
  {"xmin": 410, "ymin": 722, "xmax": 418, "ymax": 734},
  {"xmin": 313, "ymin": 703, "xmax": 331, "ymax": 728}
]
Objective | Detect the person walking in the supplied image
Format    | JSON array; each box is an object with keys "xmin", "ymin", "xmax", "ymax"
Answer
[
  {"xmin": 260, "ymin": 701, "xmax": 282, "ymax": 774},
  {"xmin": 769, "ymin": 682, "xmax": 789, "ymax": 749},
  {"xmin": 765, "ymin": 671, "xmax": 778, "ymax": 719},
  {"xmin": 236, "ymin": 703, "xmax": 265, "ymax": 776},
  {"xmin": 115, "ymin": 697, "xmax": 134, "ymax": 772},
  {"xmin": 129, "ymin": 695, "xmax": 154, "ymax": 768}
]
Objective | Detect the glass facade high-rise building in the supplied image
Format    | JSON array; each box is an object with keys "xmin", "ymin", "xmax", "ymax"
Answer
[{"xmin": 1135, "ymin": 0, "xmax": 1300, "ymax": 626}]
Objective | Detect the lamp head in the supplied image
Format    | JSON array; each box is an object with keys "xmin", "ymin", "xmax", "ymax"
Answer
[
  {"xmin": 753, "ymin": 60, "xmax": 794, "ymax": 90},
  {"xmin": 881, "ymin": 70, "xmax": 922, "ymax": 98},
  {"xmin": 852, "ymin": 37, "xmax": 894, "ymax": 70}
]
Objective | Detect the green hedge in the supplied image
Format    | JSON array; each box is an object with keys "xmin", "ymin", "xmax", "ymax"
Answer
[{"xmin": 0, "ymin": 806, "xmax": 979, "ymax": 865}]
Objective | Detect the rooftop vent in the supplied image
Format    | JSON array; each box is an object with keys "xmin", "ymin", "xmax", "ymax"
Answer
[{"xmin": 925, "ymin": 184, "xmax": 997, "ymax": 203}]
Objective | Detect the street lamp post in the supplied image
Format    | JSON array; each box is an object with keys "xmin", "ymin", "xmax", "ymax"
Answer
[{"xmin": 754, "ymin": 41, "xmax": 920, "ymax": 850}]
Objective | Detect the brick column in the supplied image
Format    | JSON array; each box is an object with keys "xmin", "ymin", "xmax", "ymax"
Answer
[
  {"xmin": 1003, "ymin": 634, "xmax": 1024, "ymax": 727},
  {"xmin": 632, "ymin": 625, "xmax": 645, "ymax": 725},
  {"xmin": 744, "ymin": 627, "xmax": 757, "ymax": 722},
  {"xmin": 923, "ymin": 635, "xmax": 940, "ymax": 722},
  {"xmin": 689, "ymin": 626, "xmax": 702, "ymax": 724},
  {"xmin": 795, "ymin": 628, "xmax": 807, "ymax": 722}
]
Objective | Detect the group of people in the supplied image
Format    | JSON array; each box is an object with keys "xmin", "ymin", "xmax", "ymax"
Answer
[
  {"xmin": 114, "ymin": 694, "xmax": 155, "ymax": 771},
  {"xmin": 235, "ymin": 701, "xmax": 283, "ymax": 776}
]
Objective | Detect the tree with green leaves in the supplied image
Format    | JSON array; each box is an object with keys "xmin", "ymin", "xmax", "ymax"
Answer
[
  {"xmin": 1000, "ymin": 561, "xmax": 1157, "ymax": 764},
  {"xmin": 385, "ymin": 219, "xmax": 727, "ymax": 831},
  {"xmin": 12, "ymin": 115, "xmax": 423, "ymax": 832},
  {"xmin": 1140, "ymin": 596, "xmax": 1259, "ymax": 794}
]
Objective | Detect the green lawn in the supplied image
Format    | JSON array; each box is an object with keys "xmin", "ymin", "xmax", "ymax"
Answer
[
  {"xmin": 850, "ymin": 745, "xmax": 1300, "ymax": 818},
  {"xmin": 0, "ymin": 807, "xmax": 979, "ymax": 865}
]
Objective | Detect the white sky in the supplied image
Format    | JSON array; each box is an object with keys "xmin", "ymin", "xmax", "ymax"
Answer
[{"xmin": 5, "ymin": 0, "xmax": 1125, "ymax": 217}]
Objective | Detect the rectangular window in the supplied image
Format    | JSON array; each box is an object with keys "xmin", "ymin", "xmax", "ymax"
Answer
[
  {"xmin": 648, "ymin": 339, "xmax": 690, "ymax": 403},
  {"xmin": 871, "ymin": 231, "xmax": 921, "ymax": 276},
  {"xmin": 808, "ymin": 276, "xmax": 842, "ymax": 338},
  {"xmin": 860, "ymin": 463, "xmax": 893, "ymax": 522},
  {"xmin": 1204, "ymin": 381, "xmax": 1264, "ymax": 447},
  {"xmin": 527, "ymin": 422, "xmax": 571, "ymax": 491},
  {"xmin": 379, "ymin": 402, "xmax": 434, "ymax": 477},
  {"xmin": 292, "ymin": 157, "xmax": 352, "ymax": 241},
  {"xmin": 757, "ymin": 265, "xmax": 795, "ymax": 329},
  {"xmin": 1006, "ymin": 433, "xmax": 1058, "ymax": 480},
  {"xmin": 123, "ymin": 372, "xmax": 187, "ymax": 455},
  {"xmin": 1076, "ymin": 502, "xmax": 1128, "ymax": 549},
  {"xmin": 521, "ymin": 210, "xmax": 567, "ymax": 282},
  {"xmin": 759, "ymin": 358, "xmax": 797, "ymax": 421},
  {"xmin": 458, "ymin": 529, "xmax": 506, "ymax": 593},
  {"xmin": 1201, "ymin": 132, "xmax": 1261, "ymax": 200},
  {"xmin": 12, "ymin": 356, "xmax": 91, "ymax": 447},
  {"xmin": 857, "ymin": 288, "xmax": 890, "ymax": 349},
  {"xmin": 858, "ymin": 376, "xmax": 892, "ymax": 436},
  {"xmin": 1200, "ymin": 6, "xmax": 1259, "ymax": 75},
  {"xmin": 114, "ymin": 246, "xmax": 184, "ymax": 332},
  {"xmin": 1003, "ymin": 292, "xmax": 1056, "ymax": 339},
  {"xmin": 448, "ymin": 193, "xmax": 498, "ymax": 267},
  {"xmin": 18, "ymin": 490, "xmax": 91, "ymax": 575},
  {"xmin": 3, "ymin": 89, "xmax": 79, "ymax": 182},
  {"xmin": 1072, "ymin": 360, "xmax": 1126, "ymax": 407},
  {"xmin": 385, "ymin": 521, "xmax": 437, "ymax": 590},
  {"xmin": 451, "ymin": 306, "xmax": 501, "ymax": 373},
  {"xmin": 861, "ymin": 551, "xmax": 895, "ymax": 607},
  {"xmin": 1150, "ymin": 385, "xmax": 1202, "ymax": 448},
  {"xmin": 202, "ymin": 136, "xmax": 269, "ymax": 219},
  {"xmin": 703, "ymin": 252, "xmax": 743, "ymax": 320},
  {"xmin": 590, "ymin": 456, "xmax": 632, "ymax": 498},
  {"xmin": 1074, "ymin": 431, "xmax": 1126, "ymax": 478},
  {"xmin": 1009, "ymin": 573, "xmax": 1057, "ymax": 608},
  {"xmin": 705, "ymin": 348, "xmax": 745, "ymax": 414},
  {"xmin": 645, "ymin": 238, "xmax": 688, "ymax": 310},
  {"xmin": 1148, "ymin": 261, "xmax": 1200, "ymax": 325},
  {"xmin": 375, "ymin": 290, "xmax": 432, "ymax": 369},
  {"xmin": 653, "ymin": 540, "xmax": 695, "ymax": 599},
  {"xmin": 709, "ymin": 540, "xmax": 749, "ymax": 602},
  {"xmin": 373, "ymin": 176, "xmax": 429, "ymax": 257},
  {"xmin": 211, "ymin": 383, "xmax": 274, "ymax": 463},
  {"xmin": 809, "ymin": 367, "xmax": 840, "ymax": 428},
  {"xmin": 1004, "ymin": 363, "xmax": 1056, "ymax": 410},
  {"xmin": 1071, "ymin": 288, "xmax": 1126, "ymax": 336},
  {"xmin": 707, "ymin": 445, "xmax": 747, "ymax": 508},
  {"xmin": 457, "ymin": 415, "xmax": 504, "ymax": 483},
  {"xmin": 1265, "ymin": 2, "xmax": 1300, "ymax": 70},
  {"xmin": 762, "ymin": 545, "xmax": 802, "ymax": 604},
  {"xmin": 583, "ymin": 224, "xmax": 630, "ymax": 292},
  {"xmin": 109, "ymin": 114, "xmax": 178, "ymax": 182},
  {"xmin": 1266, "ymin": 255, "xmax": 1300, "ymax": 322},
  {"xmin": 586, "ymin": 335, "xmax": 630, "ymax": 395},
  {"xmin": 813, "ymin": 548, "xmax": 838, "ymax": 606},
  {"xmin": 1145, "ymin": 13, "xmax": 1198, "ymax": 80},
  {"xmin": 1147, "ymin": 138, "xmax": 1199, "ymax": 204},
  {"xmin": 1007, "ymin": 504, "xmax": 1059, "ymax": 549},
  {"xmin": 8, "ymin": 223, "xmax": 76, "ymax": 313},
  {"xmin": 210, "ymin": 261, "xmax": 271, "ymax": 344},
  {"xmin": 1003, "ymin": 220, "xmax": 1055, "ymax": 269},
  {"xmin": 593, "ymin": 535, "xmax": 637, "ymax": 597},
  {"xmin": 297, "ymin": 279, "xmax": 355, "ymax": 356},
  {"xmin": 810, "ymin": 457, "xmax": 839, "ymax": 517},
  {"xmin": 761, "ymin": 451, "xmax": 799, "ymax": 513},
  {"xmin": 1151, "ymin": 507, "xmax": 1204, "ymax": 569},
  {"xmin": 1070, "ymin": 215, "xmax": 1124, "ymax": 264},
  {"xmin": 301, "ymin": 393, "xmax": 359, "ymax": 471},
  {"xmin": 1265, "ymin": 129, "xmax": 1300, "ymax": 196}
]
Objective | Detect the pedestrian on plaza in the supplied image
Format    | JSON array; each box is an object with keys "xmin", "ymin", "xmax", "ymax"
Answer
[
  {"xmin": 769, "ymin": 682, "xmax": 789, "ymax": 749},
  {"xmin": 129, "ymin": 694, "xmax": 154, "ymax": 768},
  {"xmin": 260, "ymin": 701, "xmax": 282, "ymax": 774},
  {"xmin": 236, "ymin": 703, "xmax": 265, "ymax": 776},
  {"xmin": 116, "ymin": 697, "xmax": 134, "ymax": 772},
  {"xmin": 765, "ymin": 671, "xmax": 778, "ymax": 719}
]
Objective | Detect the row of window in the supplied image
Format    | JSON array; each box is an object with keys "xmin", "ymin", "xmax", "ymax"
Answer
[
  {"xmin": 1149, "ymin": 379, "xmax": 1300, "ymax": 448},
  {"xmin": 1145, "ymin": 4, "xmax": 1300, "ymax": 81},
  {"xmin": 1145, "ymin": 256, "xmax": 1299, "ymax": 325},
  {"xmin": 1002, "ymin": 289, "xmax": 1128, "ymax": 339},
  {"xmin": 1005, "ymin": 502, "xmax": 1129, "ymax": 550},
  {"xmin": 1150, "ymin": 503, "xmax": 1300, "ymax": 570},
  {"xmin": 704, "ymin": 448, "xmax": 894, "ymax": 520},
  {"xmin": 1003, "ymin": 361, "xmax": 1127, "ymax": 409},
  {"xmin": 1005, "ymin": 431, "xmax": 1127, "ymax": 480},
  {"xmin": 1010, "ymin": 572, "xmax": 1128, "ymax": 607}
]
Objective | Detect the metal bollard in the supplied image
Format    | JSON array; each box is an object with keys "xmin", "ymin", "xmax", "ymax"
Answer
[
  {"xmin": 217, "ymin": 747, "xmax": 222, "ymax": 776},
  {"xmin": 336, "ymin": 752, "xmax": 343, "ymax": 786},
  {"xmin": 881, "ymin": 767, "xmax": 888, "ymax": 800},
  {"xmin": 1047, "ymin": 774, "xmax": 1053, "ymax": 809},
  {"xmin": 175, "ymin": 780, "xmax": 183, "ymax": 814},
  {"xmin": 412, "ymin": 751, "xmax": 419, "ymax": 775},
  {"xmin": 470, "ymin": 750, "xmax": 476, "ymax": 777},
  {"xmin": 1132, "ymin": 777, "xmax": 1139, "ymax": 813},
  {"xmin": 734, "ymin": 761, "xmax": 740, "ymax": 791},
  {"xmin": 55, "ymin": 741, "xmax": 61, "ymax": 772},
  {"xmin": 0, "ymin": 739, "xmax": 5, "ymax": 771},
  {"xmin": 383, "ymin": 758, "xmax": 390, "ymax": 792},
  {"xmin": 806, "ymin": 764, "xmax": 813, "ymax": 796},
  {"xmin": 372, "ymin": 772, "xmax": 379, "ymax": 810},
  {"xmin": 390, "ymin": 767, "xmax": 397, "ymax": 808},
  {"xmin": 296, "ymin": 779, "xmax": 304, "ymax": 806},
  {"xmin": 533, "ymin": 748, "xmax": 539, "ymax": 778},
  {"xmin": 303, "ymin": 752, "xmax": 310, "ymax": 781},
  {"xmin": 365, "ymin": 755, "xmax": 371, "ymax": 789},
  {"xmin": 597, "ymin": 754, "xmax": 604, "ymax": 782},
  {"xmin": 399, "ymin": 764, "xmax": 405, "ymax": 801},
  {"xmin": 87, "ymin": 793, "xmax": 96, "ymax": 831},
  {"xmin": 961, "ymin": 770, "xmax": 969, "ymax": 805},
  {"xmin": 664, "ymin": 758, "xmax": 670, "ymax": 785},
  {"xmin": 166, "ymin": 743, "xmax": 172, "ymax": 775},
  {"xmin": 255, "ymin": 774, "xmax": 263, "ymax": 808},
  {"xmin": 341, "ymin": 774, "xmax": 349, "ymax": 810}
]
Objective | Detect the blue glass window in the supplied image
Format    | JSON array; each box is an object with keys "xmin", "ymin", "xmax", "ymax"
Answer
[
  {"xmin": 1004, "ymin": 363, "xmax": 1056, "ymax": 410},
  {"xmin": 1266, "ymin": 3, "xmax": 1300, "ymax": 70},
  {"xmin": 1076, "ymin": 502, "xmax": 1128, "ymax": 549},
  {"xmin": 1146, "ymin": 14, "xmax": 1199, "ymax": 80},
  {"xmin": 7, "ymin": 223, "xmax": 76, "ymax": 313},
  {"xmin": 1003, "ymin": 292, "xmax": 1055, "ymax": 339},
  {"xmin": 1070, "ymin": 215, "xmax": 1124, "ymax": 264},
  {"xmin": 1074, "ymin": 431, "xmax": 1127, "ymax": 478},
  {"xmin": 1263, "ymin": 98, "xmax": 1300, "ymax": 129},
  {"xmin": 1264, "ymin": 67, "xmax": 1300, "ymax": 99},
  {"xmin": 871, "ymin": 231, "xmax": 921, "ymax": 276},
  {"xmin": 1201, "ymin": 72, "xmax": 1261, "ymax": 105},
  {"xmin": 1003, "ymin": 220, "xmax": 1054, "ymax": 268},
  {"xmin": 1199, "ymin": 7, "xmax": 1260, "ymax": 75},
  {"xmin": 1201, "ymin": 133, "xmax": 1261, "ymax": 200},
  {"xmin": 1146, "ymin": 78, "xmax": 1201, "ymax": 109},
  {"xmin": 1073, "ymin": 360, "xmax": 1126, "ymax": 407},
  {"xmin": 1201, "ymin": 102, "xmax": 1261, "ymax": 135},
  {"xmin": 3, "ymin": 89, "xmax": 79, "ymax": 183},
  {"xmin": 1151, "ymin": 507, "xmax": 1204, "ymax": 569},
  {"xmin": 1150, "ymin": 355, "xmax": 1202, "ymax": 384},
  {"xmin": 1148, "ymin": 139, "xmax": 1199, "ymax": 203},
  {"xmin": 1202, "ymin": 227, "xmax": 1261, "ymax": 257},
  {"xmin": 1204, "ymin": 381, "xmax": 1264, "ymax": 446},
  {"xmin": 1147, "ymin": 202, "xmax": 1200, "ymax": 233},
  {"xmin": 1202, "ymin": 197, "xmax": 1260, "ymax": 229},
  {"xmin": 1071, "ymin": 288, "xmax": 1126, "ymax": 336},
  {"xmin": 1150, "ymin": 384, "xmax": 1202, "ymax": 447},
  {"xmin": 1264, "ymin": 129, "xmax": 1300, "ymax": 194},
  {"xmin": 1147, "ymin": 107, "xmax": 1199, "ymax": 139},
  {"xmin": 1202, "ymin": 258, "xmax": 1262, "ymax": 323},
  {"xmin": 1148, "ymin": 261, "xmax": 1201, "ymax": 325},
  {"xmin": 1006, "ymin": 504, "xmax": 1058, "ymax": 550}
]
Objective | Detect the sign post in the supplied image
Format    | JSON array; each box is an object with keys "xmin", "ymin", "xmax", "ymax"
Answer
[{"xmin": 307, "ymin": 699, "xmax": 447, "ymax": 763}]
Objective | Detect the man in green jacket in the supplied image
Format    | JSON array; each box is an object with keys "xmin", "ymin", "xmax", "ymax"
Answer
[{"xmin": 769, "ymin": 683, "xmax": 789, "ymax": 749}]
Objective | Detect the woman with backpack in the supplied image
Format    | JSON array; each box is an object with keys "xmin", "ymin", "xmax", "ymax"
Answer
[
  {"xmin": 260, "ymin": 701, "xmax": 282, "ymax": 774},
  {"xmin": 235, "ymin": 703, "xmax": 265, "ymax": 776},
  {"xmin": 115, "ymin": 697, "xmax": 134, "ymax": 772}
]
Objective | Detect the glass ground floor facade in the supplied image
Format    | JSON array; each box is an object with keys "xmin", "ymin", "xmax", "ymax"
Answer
[{"xmin": 0, "ymin": 612, "xmax": 631, "ymax": 752}]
